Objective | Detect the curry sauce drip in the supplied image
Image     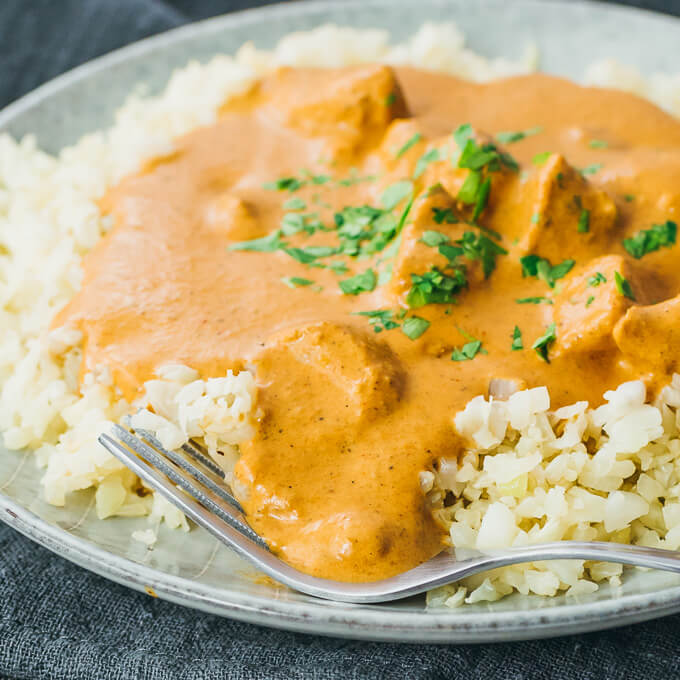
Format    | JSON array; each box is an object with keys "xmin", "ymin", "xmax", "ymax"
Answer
[{"xmin": 54, "ymin": 66, "xmax": 680, "ymax": 581}]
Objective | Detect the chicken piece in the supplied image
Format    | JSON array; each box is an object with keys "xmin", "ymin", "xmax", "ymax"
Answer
[
  {"xmin": 202, "ymin": 194, "xmax": 259, "ymax": 240},
  {"xmin": 550, "ymin": 255, "xmax": 643, "ymax": 356},
  {"xmin": 256, "ymin": 321, "xmax": 405, "ymax": 423},
  {"xmin": 261, "ymin": 64, "xmax": 407, "ymax": 159},
  {"xmin": 516, "ymin": 154, "xmax": 618, "ymax": 262},
  {"xmin": 614, "ymin": 294, "xmax": 680, "ymax": 377}
]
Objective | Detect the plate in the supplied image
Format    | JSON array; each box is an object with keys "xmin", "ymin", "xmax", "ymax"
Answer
[{"xmin": 3, "ymin": 0, "xmax": 680, "ymax": 643}]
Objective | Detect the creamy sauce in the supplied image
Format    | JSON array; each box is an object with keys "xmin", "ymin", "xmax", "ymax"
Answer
[{"xmin": 54, "ymin": 66, "xmax": 680, "ymax": 582}]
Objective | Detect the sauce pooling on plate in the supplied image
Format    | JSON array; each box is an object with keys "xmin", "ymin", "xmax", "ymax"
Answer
[{"xmin": 55, "ymin": 65, "xmax": 680, "ymax": 582}]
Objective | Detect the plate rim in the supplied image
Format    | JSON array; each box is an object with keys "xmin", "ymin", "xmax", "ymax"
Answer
[{"xmin": 3, "ymin": 0, "xmax": 680, "ymax": 642}]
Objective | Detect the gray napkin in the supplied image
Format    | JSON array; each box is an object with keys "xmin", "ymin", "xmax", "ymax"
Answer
[{"xmin": 2, "ymin": 1, "xmax": 680, "ymax": 678}]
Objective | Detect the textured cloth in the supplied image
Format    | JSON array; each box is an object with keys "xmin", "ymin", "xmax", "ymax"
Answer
[{"xmin": 2, "ymin": 1, "xmax": 680, "ymax": 678}]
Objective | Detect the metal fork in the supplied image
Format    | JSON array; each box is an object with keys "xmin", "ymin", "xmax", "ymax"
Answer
[{"xmin": 99, "ymin": 422, "xmax": 680, "ymax": 604}]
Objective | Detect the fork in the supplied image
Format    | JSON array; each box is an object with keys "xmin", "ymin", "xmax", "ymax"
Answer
[{"xmin": 99, "ymin": 422, "xmax": 680, "ymax": 604}]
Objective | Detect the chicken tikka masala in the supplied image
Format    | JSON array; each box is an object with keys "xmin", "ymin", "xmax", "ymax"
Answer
[{"xmin": 54, "ymin": 65, "xmax": 680, "ymax": 582}]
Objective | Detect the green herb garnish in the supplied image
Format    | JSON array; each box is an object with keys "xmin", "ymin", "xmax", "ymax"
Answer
[
  {"xmin": 495, "ymin": 126, "xmax": 543, "ymax": 144},
  {"xmin": 520, "ymin": 255, "xmax": 574, "ymax": 288},
  {"xmin": 585, "ymin": 295, "xmax": 595, "ymax": 307},
  {"xmin": 281, "ymin": 276, "xmax": 315, "ymax": 288},
  {"xmin": 413, "ymin": 148, "xmax": 441, "ymax": 179},
  {"xmin": 622, "ymin": 220, "xmax": 677, "ymax": 259},
  {"xmin": 407, "ymin": 267, "xmax": 466, "ymax": 308},
  {"xmin": 451, "ymin": 340, "xmax": 484, "ymax": 362},
  {"xmin": 229, "ymin": 231, "xmax": 284, "ymax": 252},
  {"xmin": 432, "ymin": 207, "xmax": 458, "ymax": 224},
  {"xmin": 339, "ymin": 268, "xmax": 377, "ymax": 295},
  {"xmin": 588, "ymin": 272, "xmax": 607, "ymax": 287},
  {"xmin": 532, "ymin": 323, "xmax": 557, "ymax": 363},
  {"xmin": 283, "ymin": 197, "xmax": 307, "ymax": 211},
  {"xmin": 263, "ymin": 177, "xmax": 303, "ymax": 192},
  {"xmin": 401, "ymin": 316, "xmax": 430, "ymax": 340},
  {"xmin": 614, "ymin": 271, "xmax": 636, "ymax": 301},
  {"xmin": 532, "ymin": 151, "xmax": 552, "ymax": 166},
  {"xmin": 385, "ymin": 92, "xmax": 396, "ymax": 107},
  {"xmin": 395, "ymin": 133, "xmax": 422, "ymax": 158},
  {"xmin": 511, "ymin": 325, "xmax": 523, "ymax": 350},
  {"xmin": 577, "ymin": 209, "xmax": 590, "ymax": 234},
  {"xmin": 381, "ymin": 180, "xmax": 413, "ymax": 210},
  {"xmin": 420, "ymin": 230, "xmax": 450, "ymax": 247},
  {"xmin": 581, "ymin": 163, "xmax": 603, "ymax": 176},
  {"xmin": 354, "ymin": 309, "xmax": 399, "ymax": 333},
  {"xmin": 588, "ymin": 139, "xmax": 609, "ymax": 149},
  {"xmin": 515, "ymin": 296, "xmax": 553, "ymax": 305}
]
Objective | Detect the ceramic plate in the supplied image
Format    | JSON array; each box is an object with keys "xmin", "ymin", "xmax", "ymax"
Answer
[{"xmin": 3, "ymin": 0, "xmax": 680, "ymax": 643}]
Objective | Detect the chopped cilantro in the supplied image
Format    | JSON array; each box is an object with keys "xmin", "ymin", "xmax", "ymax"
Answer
[
  {"xmin": 588, "ymin": 139, "xmax": 609, "ymax": 149},
  {"xmin": 420, "ymin": 230, "xmax": 450, "ymax": 247},
  {"xmin": 511, "ymin": 325, "xmax": 523, "ymax": 350},
  {"xmin": 472, "ymin": 176, "xmax": 492, "ymax": 221},
  {"xmin": 532, "ymin": 151, "xmax": 552, "ymax": 166},
  {"xmin": 622, "ymin": 220, "xmax": 677, "ymax": 259},
  {"xmin": 520, "ymin": 255, "xmax": 574, "ymax": 288},
  {"xmin": 283, "ymin": 197, "xmax": 306, "ymax": 211},
  {"xmin": 432, "ymin": 207, "xmax": 458, "ymax": 224},
  {"xmin": 444, "ymin": 230, "xmax": 508, "ymax": 278},
  {"xmin": 284, "ymin": 247, "xmax": 319, "ymax": 264},
  {"xmin": 263, "ymin": 177, "xmax": 303, "ymax": 192},
  {"xmin": 532, "ymin": 322, "xmax": 557, "ymax": 363},
  {"xmin": 581, "ymin": 163, "xmax": 603, "ymax": 176},
  {"xmin": 588, "ymin": 272, "xmax": 607, "ymax": 287},
  {"xmin": 624, "ymin": 194, "xmax": 635, "ymax": 202},
  {"xmin": 401, "ymin": 316, "xmax": 430, "ymax": 340},
  {"xmin": 453, "ymin": 123, "xmax": 474, "ymax": 149},
  {"xmin": 614, "ymin": 271, "xmax": 636, "ymax": 301},
  {"xmin": 385, "ymin": 92, "xmax": 396, "ymax": 107},
  {"xmin": 281, "ymin": 276, "xmax": 315, "ymax": 288},
  {"xmin": 310, "ymin": 174, "xmax": 331, "ymax": 185},
  {"xmin": 451, "ymin": 340, "xmax": 484, "ymax": 362},
  {"xmin": 578, "ymin": 209, "xmax": 590, "ymax": 234},
  {"xmin": 516, "ymin": 296, "xmax": 553, "ymax": 305},
  {"xmin": 458, "ymin": 170, "xmax": 482, "ymax": 205},
  {"xmin": 586, "ymin": 295, "xmax": 595, "ymax": 307},
  {"xmin": 395, "ymin": 133, "xmax": 422, "ymax": 158},
  {"xmin": 339, "ymin": 268, "xmax": 376, "ymax": 295},
  {"xmin": 407, "ymin": 267, "xmax": 466, "ymax": 308},
  {"xmin": 413, "ymin": 148, "xmax": 441, "ymax": 179},
  {"xmin": 354, "ymin": 309, "xmax": 399, "ymax": 333},
  {"xmin": 229, "ymin": 231, "xmax": 283, "ymax": 252},
  {"xmin": 531, "ymin": 213, "xmax": 540, "ymax": 224},
  {"xmin": 495, "ymin": 126, "xmax": 543, "ymax": 144},
  {"xmin": 381, "ymin": 180, "xmax": 413, "ymax": 210}
]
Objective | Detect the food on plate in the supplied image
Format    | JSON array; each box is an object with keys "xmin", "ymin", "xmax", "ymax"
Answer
[{"xmin": 3, "ymin": 24, "xmax": 680, "ymax": 604}]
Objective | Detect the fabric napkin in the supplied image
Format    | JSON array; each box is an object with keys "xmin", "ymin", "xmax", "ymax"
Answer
[{"xmin": 1, "ymin": 1, "xmax": 680, "ymax": 678}]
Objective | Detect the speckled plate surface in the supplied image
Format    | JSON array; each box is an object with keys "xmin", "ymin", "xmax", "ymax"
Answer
[{"xmin": 2, "ymin": 0, "xmax": 680, "ymax": 643}]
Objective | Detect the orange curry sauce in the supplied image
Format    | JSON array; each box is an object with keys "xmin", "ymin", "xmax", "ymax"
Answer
[{"xmin": 54, "ymin": 66, "xmax": 680, "ymax": 581}]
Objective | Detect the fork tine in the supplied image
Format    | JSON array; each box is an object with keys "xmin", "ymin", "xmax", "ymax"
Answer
[
  {"xmin": 181, "ymin": 440, "xmax": 225, "ymax": 478},
  {"xmin": 110, "ymin": 424, "xmax": 267, "ymax": 548},
  {"xmin": 132, "ymin": 426, "xmax": 243, "ymax": 512},
  {"xmin": 98, "ymin": 432, "xmax": 273, "ymax": 558}
]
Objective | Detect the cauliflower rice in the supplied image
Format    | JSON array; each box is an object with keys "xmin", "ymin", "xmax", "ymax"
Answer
[{"xmin": 2, "ymin": 22, "xmax": 680, "ymax": 605}]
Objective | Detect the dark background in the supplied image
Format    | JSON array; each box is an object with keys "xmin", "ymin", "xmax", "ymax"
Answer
[{"xmin": 2, "ymin": 2, "xmax": 680, "ymax": 679}]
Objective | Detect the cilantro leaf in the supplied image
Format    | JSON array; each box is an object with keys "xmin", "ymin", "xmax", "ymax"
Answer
[
  {"xmin": 511, "ymin": 325, "xmax": 523, "ymax": 350},
  {"xmin": 354, "ymin": 308, "xmax": 399, "ymax": 333},
  {"xmin": 581, "ymin": 163, "xmax": 603, "ymax": 176},
  {"xmin": 381, "ymin": 180, "xmax": 413, "ymax": 210},
  {"xmin": 472, "ymin": 176, "xmax": 492, "ymax": 221},
  {"xmin": 495, "ymin": 126, "xmax": 543, "ymax": 144},
  {"xmin": 339, "ymin": 268, "xmax": 376, "ymax": 295},
  {"xmin": 395, "ymin": 133, "xmax": 422, "ymax": 158},
  {"xmin": 614, "ymin": 271, "xmax": 636, "ymax": 301},
  {"xmin": 263, "ymin": 177, "xmax": 303, "ymax": 192},
  {"xmin": 281, "ymin": 276, "xmax": 315, "ymax": 288},
  {"xmin": 532, "ymin": 322, "xmax": 557, "ymax": 363},
  {"xmin": 515, "ymin": 296, "xmax": 553, "ymax": 304},
  {"xmin": 283, "ymin": 197, "xmax": 307, "ymax": 211},
  {"xmin": 407, "ymin": 267, "xmax": 466, "ymax": 308},
  {"xmin": 588, "ymin": 139, "xmax": 609, "ymax": 149},
  {"xmin": 520, "ymin": 255, "xmax": 574, "ymax": 288},
  {"xmin": 578, "ymin": 209, "xmax": 590, "ymax": 234},
  {"xmin": 420, "ymin": 230, "xmax": 450, "ymax": 247},
  {"xmin": 229, "ymin": 231, "xmax": 284, "ymax": 252},
  {"xmin": 401, "ymin": 316, "xmax": 430, "ymax": 340},
  {"xmin": 532, "ymin": 151, "xmax": 552, "ymax": 166},
  {"xmin": 432, "ymin": 207, "xmax": 458, "ymax": 224},
  {"xmin": 413, "ymin": 148, "xmax": 441, "ymax": 179},
  {"xmin": 622, "ymin": 220, "xmax": 677, "ymax": 259},
  {"xmin": 451, "ymin": 340, "xmax": 483, "ymax": 362},
  {"xmin": 588, "ymin": 272, "xmax": 607, "ymax": 287}
]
